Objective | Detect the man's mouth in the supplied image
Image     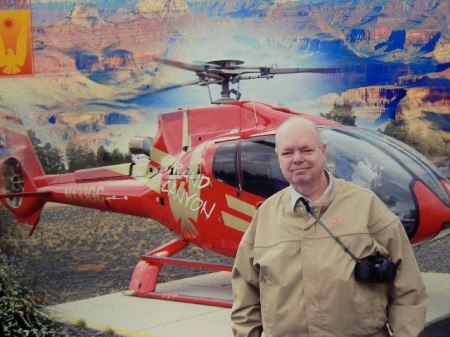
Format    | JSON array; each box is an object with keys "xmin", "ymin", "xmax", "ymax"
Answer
[{"xmin": 292, "ymin": 166, "xmax": 310, "ymax": 173}]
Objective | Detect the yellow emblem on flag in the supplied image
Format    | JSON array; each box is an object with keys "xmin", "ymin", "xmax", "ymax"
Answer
[{"xmin": 0, "ymin": 2, "xmax": 33, "ymax": 77}]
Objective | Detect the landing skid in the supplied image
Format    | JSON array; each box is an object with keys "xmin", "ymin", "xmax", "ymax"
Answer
[{"xmin": 127, "ymin": 238, "xmax": 233, "ymax": 307}]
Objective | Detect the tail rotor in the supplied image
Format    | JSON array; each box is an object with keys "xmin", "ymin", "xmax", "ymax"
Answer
[
  {"xmin": 1, "ymin": 158, "xmax": 25, "ymax": 208},
  {"xmin": 0, "ymin": 113, "xmax": 48, "ymax": 228}
]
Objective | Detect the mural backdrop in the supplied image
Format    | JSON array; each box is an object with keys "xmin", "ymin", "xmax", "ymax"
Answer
[{"xmin": 1, "ymin": 0, "xmax": 449, "ymax": 167}]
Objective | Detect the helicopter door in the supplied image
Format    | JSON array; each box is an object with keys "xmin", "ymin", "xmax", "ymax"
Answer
[
  {"xmin": 212, "ymin": 140, "xmax": 239, "ymax": 189},
  {"xmin": 212, "ymin": 137, "xmax": 288, "ymax": 199},
  {"xmin": 238, "ymin": 137, "xmax": 288, "ymax": 198}
]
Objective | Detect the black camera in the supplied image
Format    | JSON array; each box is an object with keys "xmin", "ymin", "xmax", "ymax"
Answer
[{"xmin": 354, "ymin": 254, "xmax": 397, "ymax": 283}]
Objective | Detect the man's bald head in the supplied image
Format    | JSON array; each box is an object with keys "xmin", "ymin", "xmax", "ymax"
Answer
[
  {"xmin": 274, "ymin": 116, "xmax": 328, "ymax": 199},
  {"xmin": 275, "ymin": 117, "xmax": 322, "ymax": 150}
]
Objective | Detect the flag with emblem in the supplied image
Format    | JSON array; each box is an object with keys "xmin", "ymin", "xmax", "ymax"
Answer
[{"xmin": 0, "ymin": 1, "xmax": 33, "ymax": 77}]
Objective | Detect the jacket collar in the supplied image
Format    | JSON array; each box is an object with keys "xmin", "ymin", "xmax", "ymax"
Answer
[{"xmin": 290, "ymin": 170, "xmax": 335, "ymax": 212}]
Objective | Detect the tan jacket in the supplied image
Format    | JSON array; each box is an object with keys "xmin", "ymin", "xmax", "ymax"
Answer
[{"xmin": 231, "ymin": 178, "xmax": 427, "ymax": 337}]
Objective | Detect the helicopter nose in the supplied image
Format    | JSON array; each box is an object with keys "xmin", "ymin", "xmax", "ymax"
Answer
[{"xmin": 411, "ymin": 180, "xmax": 450, "ymax": 244}]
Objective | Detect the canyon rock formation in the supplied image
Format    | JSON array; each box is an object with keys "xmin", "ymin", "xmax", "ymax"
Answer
[{"xmin": 2, "ymin": 0, "xmax": 449, "ymax": 155}]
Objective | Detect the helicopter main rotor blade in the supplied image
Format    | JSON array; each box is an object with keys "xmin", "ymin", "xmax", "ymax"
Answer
[
  {"xmin": 116, "ymin": 79, "xmax": 202, "ymax": 104},
  {"xmin": 154, "ymin": 57, "xmax": 221, "ymax": 73},
  {"xmin": 139, "ymin": 79, "xmax": 202, "ymax": 94},
  {"xmin": 154, "ymin": 57, "xmax": 340, "ymax": 76},
  {"xmin": 263, "ymin": 67, "xmax": 341, "ymax": 75},
  {"xmin": 152, "ymin": 56, "xmax": 342, "ymax": 101}
]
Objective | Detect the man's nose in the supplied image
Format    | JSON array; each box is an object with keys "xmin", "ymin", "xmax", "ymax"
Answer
[{"xmin": 292, "ymin": 150, "xmax": 304, "ymax": 162}]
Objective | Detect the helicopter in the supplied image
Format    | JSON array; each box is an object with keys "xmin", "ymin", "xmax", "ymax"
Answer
[{"xmin": 1, "ymin": 57, "xmax": 450, "ymax": 307}]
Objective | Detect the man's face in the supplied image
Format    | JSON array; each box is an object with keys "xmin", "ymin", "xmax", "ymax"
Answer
[{"xmin": 275, "ymin": 125, "xmax": 327, "ymax": 189}]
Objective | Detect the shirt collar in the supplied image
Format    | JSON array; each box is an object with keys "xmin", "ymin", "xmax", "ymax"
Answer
[{"xmin": 290, "ymin": 170, "xmax": 333, "ymax": 212}]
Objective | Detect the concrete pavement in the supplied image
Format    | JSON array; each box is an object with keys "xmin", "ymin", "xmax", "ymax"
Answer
[
  {"xmin": 47, "ymin": 272, "xmax": 233, "ymax": 337},
  {"xmin": 46, "ymin": 271, "xmax": 450, "ymax": 337}
]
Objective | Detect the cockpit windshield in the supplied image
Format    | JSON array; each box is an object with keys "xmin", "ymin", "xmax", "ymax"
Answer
[{"xmin": 320, "ymin": 128, "xmax": 417, "ymax": 237}]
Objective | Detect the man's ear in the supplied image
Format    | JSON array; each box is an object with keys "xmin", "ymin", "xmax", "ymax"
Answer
[{"xmin": 321, "ymin": 143, "xmax": 327, "ymax": 156}]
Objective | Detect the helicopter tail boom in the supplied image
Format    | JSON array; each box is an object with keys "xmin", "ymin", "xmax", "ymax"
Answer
[{"xmin": 0, "ymin": 112, "xmax": 48, "ymax": 229}]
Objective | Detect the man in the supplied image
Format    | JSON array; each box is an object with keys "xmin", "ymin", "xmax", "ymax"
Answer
[{"xmin": 231, "ymin": 117, "xmax": 427, "ymax": 337}]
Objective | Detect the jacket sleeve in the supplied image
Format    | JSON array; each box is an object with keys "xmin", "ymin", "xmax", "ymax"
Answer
[
  {"xmin": 231, "ymin": 214, "xmax": 263, "ymax": 337},
  {"xmin": 371, "ymin": 197, "xmax": 428, "ymax": 337}
]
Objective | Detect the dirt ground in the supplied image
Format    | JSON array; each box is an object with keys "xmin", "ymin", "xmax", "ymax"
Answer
[{"xmin": 0, "ymin": 203, "xmax": 233, "ymax": 306}]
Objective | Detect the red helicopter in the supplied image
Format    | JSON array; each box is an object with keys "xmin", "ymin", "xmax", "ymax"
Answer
[{"xmin": 1, "ymin": 58, "xmax": 450, "ymax": 307}]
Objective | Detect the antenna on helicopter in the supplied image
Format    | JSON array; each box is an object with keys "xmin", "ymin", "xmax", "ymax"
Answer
[{"xmin": 153, "ymin": 57, "xmax": 340, "ymax": 104}]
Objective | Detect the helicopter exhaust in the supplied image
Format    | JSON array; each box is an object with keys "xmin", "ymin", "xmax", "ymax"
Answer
[{"xmin": 129, "ymin": 137, "xmax": 153, "ymax": 157}]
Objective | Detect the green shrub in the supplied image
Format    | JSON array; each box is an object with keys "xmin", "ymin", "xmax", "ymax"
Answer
[{"xmin": 0, "ymin": 252, "xmax": 59, "ymax": 337}]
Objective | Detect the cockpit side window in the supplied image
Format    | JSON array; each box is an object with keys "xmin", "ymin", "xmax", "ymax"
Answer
[
  {"xmin": 240, "ymin": 138, "xmax": 289, "ymax": 198},
  {"xmin": 212, "ymin": 140, "xmax": 239, "ymax": 188},
  {"xmin": 213, "ymin": 137, "xmax": 288, "ymax": 198}
]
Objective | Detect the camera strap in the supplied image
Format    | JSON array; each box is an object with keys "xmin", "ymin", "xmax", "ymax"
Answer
[{"xmin": 297, "ymin": 197, "xmax": 359, "ymax": 263}]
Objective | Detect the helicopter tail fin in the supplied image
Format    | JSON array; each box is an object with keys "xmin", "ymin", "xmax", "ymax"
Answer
[{"xmin": 0, "ymin": 112, "xmax": 48, "ymax": 230}]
